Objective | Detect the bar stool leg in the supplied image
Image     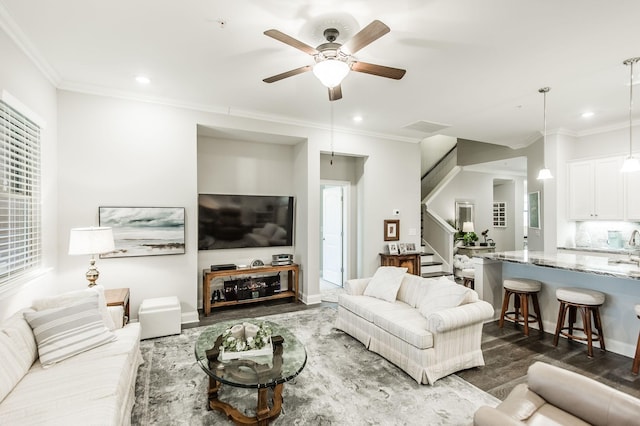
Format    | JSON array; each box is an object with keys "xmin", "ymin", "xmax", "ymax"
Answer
[
  {"xmin": 583, "ymin": 307, "xmax": 594, "ymax": 358},
  {"xmin": 593, "ymin": 307, "xmax": 606, "ymax": 351},
  {"xmin": 499, "ymin": 289, "xmax": 511, "ymax": 328},
  {"xmin": 554, "ymin": 301, "xmax": 567, "ymax": 347},
  {"xmin": 531, "ymin": 293, "xmax": 544, "ymax": 333},
  {"xmin": 568, "ymin": 306, "xmax": 577, "ymax": 340},
  {"xmin": 521, "ymin": 293, "xmax": 530, "ymax": 336},
  {"xmin": 633, "ymin": 330, "xmax": 640, "ymax": 375}
]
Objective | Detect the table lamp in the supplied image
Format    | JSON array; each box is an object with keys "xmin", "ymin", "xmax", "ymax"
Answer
[
  {"xmin": 462, "ymin": 222, "xmax": 475, "ymax": 233},
  {"xmin": 68, "ymin": 227, "xmax": 115, "ymax": 287}
]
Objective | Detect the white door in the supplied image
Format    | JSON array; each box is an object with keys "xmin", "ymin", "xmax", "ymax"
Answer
[{"xmin": 322, "ymin": 185, "xmax": 343, "ymax": 285}]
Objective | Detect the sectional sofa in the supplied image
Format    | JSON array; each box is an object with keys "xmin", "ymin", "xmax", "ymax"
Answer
[{"xmin": 0, "ymin": 286, "xmax": 142, "ymax": 425}]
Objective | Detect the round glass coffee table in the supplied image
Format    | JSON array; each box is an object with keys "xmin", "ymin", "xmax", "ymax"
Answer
[{"xmin": 195, "ymin": 319, "xmax": 307, "ymax": 425}]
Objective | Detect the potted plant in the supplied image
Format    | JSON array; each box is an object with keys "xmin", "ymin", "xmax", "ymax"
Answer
[
  {"xmin": 480, "ymin": 229, "xmax": 489, "ymax": 246},
  {"xmin": 463, "ymin": 232, "xmax": 478, "ymax": 246}
]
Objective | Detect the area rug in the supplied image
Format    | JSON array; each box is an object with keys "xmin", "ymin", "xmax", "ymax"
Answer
[{"xmin": 132, "ymin": 306, "xmax": 499, "ymax": 425}]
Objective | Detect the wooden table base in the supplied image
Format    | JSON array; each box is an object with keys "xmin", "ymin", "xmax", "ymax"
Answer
[{"xmin": 208, "ymin": 377, "xmax": 283, "ymax": 426}]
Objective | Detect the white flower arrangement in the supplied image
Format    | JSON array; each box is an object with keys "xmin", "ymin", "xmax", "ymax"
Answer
[{"xmin": 220, "ymin": 321, "xmax": 272, "ymax": 353}]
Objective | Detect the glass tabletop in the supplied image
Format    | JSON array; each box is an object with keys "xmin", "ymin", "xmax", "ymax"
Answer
[{"xmin": 194, "ymin": 319, "xmax": 307, "ymax": 389}]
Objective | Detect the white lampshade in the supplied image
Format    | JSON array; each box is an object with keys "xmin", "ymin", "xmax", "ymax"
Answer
[
  {"xmin": 462, "ymin": 222, "xmax": 475, "ymax": 233},
  {"xmin": 313, "ymin": 59, "xmax": 350, "ymax": 88},
  {"xmin": 621, "ymin": 156, "xmax": 640, "ymax": 173},
  {"xmin": 537, "ymin": 168, "xmax": 554, "ymax": 180},
  {"xmin": 68, "ymin": 227, "xmax": 115, "ymax": 255}
]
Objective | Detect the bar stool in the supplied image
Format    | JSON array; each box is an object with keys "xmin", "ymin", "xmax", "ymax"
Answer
[
  {"xmin": 633, "ymin": 304, "xmax": 640, "ymax": 374},
  {"xmin": 499, "ymin": 278, "xmax": 544, "ymax": 336},
  {"xmin": 460, "ymin": 268, "xmax": 475, "ymax": 289},
  {"xmin": 553, "ymin": 287, "xmax": 606, "ymax": 358}
]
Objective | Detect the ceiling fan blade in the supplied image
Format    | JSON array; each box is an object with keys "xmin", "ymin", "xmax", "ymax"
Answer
[
  {"xmin": 263, "ymin": 65, "xmax": 312, "ymax": 83},
  {"xmin": 328, "ymin": 85, "xmax": 343, "ymax": 101},
  {"xmin": 342, "ymin": 20, "xmax": 390, "ymax": 54},
  {"xmin": 351, "ymin": 61, "xmax": 406, "ymax": 80},
  {"xmin": 264, "ymin": 29, "xmax": 318, "ymax": 55}
]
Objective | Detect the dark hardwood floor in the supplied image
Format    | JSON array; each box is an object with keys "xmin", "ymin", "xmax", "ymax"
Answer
[{"xmin": 190, "ymin": 300, "xmax": 640, "ymax": 401}]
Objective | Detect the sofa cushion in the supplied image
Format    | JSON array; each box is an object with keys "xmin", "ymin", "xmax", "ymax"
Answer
[
  {"xmin": 24, "ymin": 294, "xmax": 116, "ymax": 367},
  {"xmin": 418, "ymin": 278, "xmax": 470, "ymax": 316},
  {"xmin": 0, "ymin": 309, "xmax": 38, "ymax": 404},
  {"xmin": 338, "ymin": 294, "xmax": 404, "ymax": 322},
  {"xmin": 363, "ymin": 266, "xmax": 408, "ymax": 302},
  {"xmin": 371, "ymin": 303, "xmax": 434, "ymax": 349},
  {"xmin": 32, "ymin": 285, "xmax": 116, "ymax": 331},
  {"xmin": 396, "ymin": 273, "xmax": 428, "ymax": 307}
]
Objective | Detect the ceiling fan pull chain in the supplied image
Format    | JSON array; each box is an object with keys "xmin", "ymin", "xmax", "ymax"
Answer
[{"xmin": 330, "ymin": 101, "xmax": 334, "ymax": 165}]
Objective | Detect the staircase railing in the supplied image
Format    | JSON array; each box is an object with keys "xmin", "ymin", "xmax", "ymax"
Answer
[{"xmin": 422, "ymin": 205, "xmax": 457, "ymax": 272}]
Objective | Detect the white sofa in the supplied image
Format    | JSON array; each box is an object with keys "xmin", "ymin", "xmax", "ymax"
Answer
[
  {"xmin": 0, "ymin": 286, "xmax": 142, "ymax": 425},
  {"xmin": 335, "ymin": 268, "xmax": 494, "ymax": 384}
]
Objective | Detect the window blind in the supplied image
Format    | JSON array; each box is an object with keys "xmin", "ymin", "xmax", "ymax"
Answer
[{"xmin": 0, "ymin": 100, "xmax": 41, "ymax": 285}]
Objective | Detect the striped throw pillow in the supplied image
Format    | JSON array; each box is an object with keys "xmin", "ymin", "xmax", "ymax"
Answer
[{"xmin": 24, "ymin": 294, "xmax": 116, "ymax": 367}]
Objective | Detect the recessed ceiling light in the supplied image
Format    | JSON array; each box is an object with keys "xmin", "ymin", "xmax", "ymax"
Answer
[
  {"xmin": 581, "ymin": 111, "xmax": 594, "ymax": 118},
  {"xmin": 135, "ymin": 75, "xmax": 151, "ymax": 85},
  {"xmin": 353, "ymin": 116, "xmax": 363, "ymax": 122}
]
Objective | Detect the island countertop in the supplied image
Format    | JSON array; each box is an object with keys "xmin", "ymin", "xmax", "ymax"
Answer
[{"xmin": 481, "ymin": 250, "xmax": 640, "ymax": 281}]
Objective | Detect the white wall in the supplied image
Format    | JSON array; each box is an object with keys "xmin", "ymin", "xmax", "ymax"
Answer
[
  {"xmin": 54, "ymin": 91, "xmax": 420, "ymax": 319},
  {"xmin": 493, "ymin": 181, "xmax": 516, "ymax": 250},
  {"xmin": 0, "ymin": 27, "xmax": 58, "ymax": 319}
]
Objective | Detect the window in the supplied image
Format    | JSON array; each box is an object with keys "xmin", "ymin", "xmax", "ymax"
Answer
[{"xmin": 0, "ymin": 99, "xmax": 41, "ymax": 285}]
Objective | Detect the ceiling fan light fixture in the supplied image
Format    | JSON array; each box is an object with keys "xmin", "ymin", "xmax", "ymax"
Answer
[{"xmin": 313, "ymin": 59, "xmax": 350, "ymax": 88}]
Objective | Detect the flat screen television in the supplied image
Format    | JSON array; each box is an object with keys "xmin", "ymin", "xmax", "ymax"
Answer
[{"xmin": 198, "ymin": 194, "xmax": 295, "ymax": 250}]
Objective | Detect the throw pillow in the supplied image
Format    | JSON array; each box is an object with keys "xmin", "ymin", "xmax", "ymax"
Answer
[
  {"xmin": 24, "ymin": 294, "xmax": 116, "ymax": 367},
  {"xmin": 363, "ymin": 266, "xmax": 408, "ymax": 302},
  {"xmin": 32, "ymin": 285, "xmax": 116, "ymax": 331},
  {"xmin": 418, "ymin": 279, "xmax": 470, "ymax": 316}
]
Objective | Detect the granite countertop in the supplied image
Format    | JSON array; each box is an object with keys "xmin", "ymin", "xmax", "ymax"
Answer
[
  {"xmin": 557, "ymin": 246, "xmax": 638, "ymax": 255},
  {"xmin": 482, "ymin": 250, "xmax": 640, "ymax": 280}
]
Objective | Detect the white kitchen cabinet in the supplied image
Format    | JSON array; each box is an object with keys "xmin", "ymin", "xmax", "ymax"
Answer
[
  {"xmin": 567, "ymin": 157, "xmax": 624, "ymax": 220},
  {"xmin": 624, "ymin": 168, "xmax": 640, "ymax": 220}
]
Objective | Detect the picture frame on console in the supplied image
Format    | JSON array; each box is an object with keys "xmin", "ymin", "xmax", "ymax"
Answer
[
  {"xmin": 406, "ymin": 242, "xmax": 416, "ymax": 252},
  {"xmin": 398, "ymin": 243, "xmax": 407, "ymax": 254},
  {"xmin": 388, "ymin": 242, "xmax": 399, "ymax": 255},
  {"xmin": 384, "ymin": 219, "xmax": 400, "ymax": 241}
]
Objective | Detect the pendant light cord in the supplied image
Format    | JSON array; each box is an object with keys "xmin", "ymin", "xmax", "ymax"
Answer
[{"xmin": 630, "ymin": 59, "xmax": 635, "ymax": 157}]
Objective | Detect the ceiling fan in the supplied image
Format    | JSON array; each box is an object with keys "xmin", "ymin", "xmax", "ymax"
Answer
[{"xmin": 262, "ymin": 20, "xmax": 406, "ymax": 101}]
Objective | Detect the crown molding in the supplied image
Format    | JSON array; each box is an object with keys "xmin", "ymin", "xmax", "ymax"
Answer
[
  {"xmin": 58, "ymin": 80, "xmax": 421, "ymax": 144},
  {"xmin": 0, "ymin": 3, "xmax": 60, "ymax": 86}
]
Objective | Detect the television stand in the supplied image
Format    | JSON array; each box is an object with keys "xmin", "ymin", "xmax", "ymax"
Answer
[{"xmin": 202, "ymin": 263, "xmax": 299, "ymax": 316}]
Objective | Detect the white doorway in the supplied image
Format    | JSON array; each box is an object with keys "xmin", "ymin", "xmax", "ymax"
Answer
[{"xmin": 321, "ymin": 183, "xmax": 348, "ymax": 286}]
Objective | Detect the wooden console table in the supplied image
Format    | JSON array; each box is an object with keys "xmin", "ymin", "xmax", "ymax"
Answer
[
  {"xmin": 202, "ymin": 264, "xmax": 299, "ymax": 316},
  {"xmin": 380, "ymin": 253, "xmax": 421, "ymax": 276}
]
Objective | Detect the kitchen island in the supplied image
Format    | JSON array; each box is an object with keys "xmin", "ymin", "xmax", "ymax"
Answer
[{"xmin": 473, "ymin": 250, "xmax": 640, "ymax": 358}]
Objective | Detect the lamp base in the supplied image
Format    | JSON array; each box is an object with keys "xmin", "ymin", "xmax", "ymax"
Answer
[{"xmin": 85, "ymin": 257, "xmax": 100, "ymax": 288}]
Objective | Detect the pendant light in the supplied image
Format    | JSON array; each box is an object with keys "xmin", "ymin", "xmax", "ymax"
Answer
[
  {"xmin": 537, "ymin": 87, "xmax": 554, "ymax": 180},
  {"xmin": 621, "ymin": 57, "xmax": 640, "ymax": 173}
]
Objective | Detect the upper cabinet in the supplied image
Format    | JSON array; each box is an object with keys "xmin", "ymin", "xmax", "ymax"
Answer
[
  {"xmin": 625, "ymin": 169, "xmax": 640, "ymax": 220},
  {"xmin": 567, "ymin": 157, "xmax": 624, "ymax": 220}
]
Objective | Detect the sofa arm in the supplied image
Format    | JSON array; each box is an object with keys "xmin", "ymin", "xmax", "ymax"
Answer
[
  {"xmin": 527, "ymin": 361, "xmax": 640, "ymax": 425},
  {"xmin": 425, "ymin": 300, "xmax": 494, "ymax": 333},
  {"xmin": 473, "ymin": 406, "xmax": 525, "ymax": 426},
  {"xmin": 344, "ymin": 278, "xmax": 371, "ymax": 296}
]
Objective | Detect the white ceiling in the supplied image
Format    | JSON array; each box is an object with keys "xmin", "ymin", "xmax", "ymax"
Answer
[{"xmin": 2, "ymin": 0, "xmax": 640, "ymax": 147}]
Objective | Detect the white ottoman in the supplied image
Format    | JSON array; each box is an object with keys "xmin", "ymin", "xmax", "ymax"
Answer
[{"xmin": 139, "ymin": 296, "xmax": 181, "ymax": 340}]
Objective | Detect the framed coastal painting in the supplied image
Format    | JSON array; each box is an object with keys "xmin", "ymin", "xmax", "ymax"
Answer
[
  {"xmin": 528, "ymin": 192, "xmax": 540, "ymax": 229},
  {"xmin": 98, "ymin": 206, "xmax": 185, "ymax": 258}
]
